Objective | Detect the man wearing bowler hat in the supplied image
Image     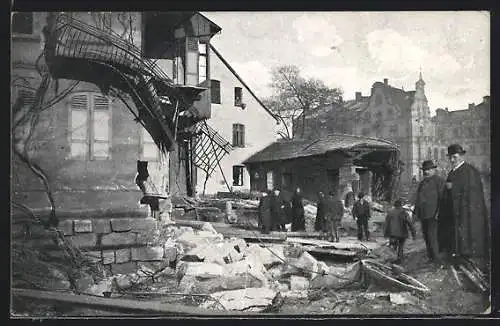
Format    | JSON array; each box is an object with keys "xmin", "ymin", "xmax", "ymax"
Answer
[
  {"xmin": 413, "ymin": 160, "xmax": 445, "ymax": 264},
  {"xmin": 438, "ymin": 144, "xmax": 490, "ymax": 273}
]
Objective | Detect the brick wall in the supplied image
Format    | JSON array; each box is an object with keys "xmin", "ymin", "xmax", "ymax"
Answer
[{"xmin": 12, "ymin": 217, "xmax": 176, "ymax": 275}]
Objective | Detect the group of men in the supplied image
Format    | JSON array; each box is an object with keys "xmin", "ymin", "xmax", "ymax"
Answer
[
  {"xmin": 385, "ymin": 143, "xmax": 489, "ymax": 270},
  {"xmin": 257, "ymin": 187, "xmax": 307, "ymax": 234}
]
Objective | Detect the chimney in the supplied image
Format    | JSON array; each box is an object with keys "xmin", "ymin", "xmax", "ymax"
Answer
[
  {"xmin": 383, "ymin": 78, "xmax": 388, "ymax": 86},
  {"xmin": 355, "ymin": 92, "xmax": 362, "ymax": 101},
  {"xmin": 468, "ymin": 103, "xmax": 475, "ymax": 110},
  {"xmin": 483, "ymin": 95, "xmax": 490, "ymax": 104}
]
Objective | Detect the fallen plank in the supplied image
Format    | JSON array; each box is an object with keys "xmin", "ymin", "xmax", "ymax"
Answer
[
  {"xmin": 11, "ymin": 288, "xmax": 292, "ymax": 316},
  {"xmin": 270, "ymin": 231, "xmax": 324, "ymax": 239},
  {"xmin": 286, "ymin": 237, "xmax": 375, "ymax": 251},
  {"xmin": 305, "ymin": 247, "xmax": 358, "ymax": 259}
]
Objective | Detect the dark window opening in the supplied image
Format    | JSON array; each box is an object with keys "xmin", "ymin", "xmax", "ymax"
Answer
[
  {"xmin": 234, "ymin": 87, "xmax": 243, "ymax": 106},
  {"xmin": 282, "ymin": 173, "xmax": 293, "ymax": 189},
  {"xmin": 232, "ymin": 123, "xmax": 245, "ymax": 147},
  {"xmin": 233, "ymin": 165, "xmax": 244, "ymax": 186},
  {"xmin": 375, "ymin": 94, "xmax": 382, "ymax": 106},
  {"xmin": 12, "ymin": 12, "xmax": 33, "ymax": 35},
  {"xmin": 211, "ymin": 79, "xmax": 221, "ymax": 104}
]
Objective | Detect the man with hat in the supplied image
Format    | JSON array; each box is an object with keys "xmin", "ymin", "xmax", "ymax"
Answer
[
  {"xmin": 352, "ymin": 192, "xmax": 371, "ymax": 241},
  {"xmin": 413, "ymin": 160, "xmax": 445, "ymax": 264},
  {"xmin": 438, "ymin": 144, "xmax": 490, "ymax": 272}
]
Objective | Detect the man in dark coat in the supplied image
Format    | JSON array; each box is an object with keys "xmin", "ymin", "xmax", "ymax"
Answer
[
  {"xmin": 270, "ymin": 188, "xmax": 286, "ymax": 231},
  {"xmin": 414, "ymin": 160, "xmax": 445, "ymax": 263},
  {"xmin": 258, "ymin": 191, "xmax": 272, "ymax": 234},
  {"xmin": 314, "ymin": 191, "xmax": 326, "ymax": 232},
  {"xmin": 326, "ymin": 191, "xmax": 344, "ymax": 242},
  {"xmin": 352, "ymin": 192, "xmax": 371, "ymax": 241},
  {"xmin": 438, "ymin": 144, "xmax": 490, "ymax": 271},
  {"xmin": 291, "ymin": 187, "xmax": 306, "ymax": 231},
  {"xmin": 385, "ymin": 198, "xmax": 417, "ymax": 264}
]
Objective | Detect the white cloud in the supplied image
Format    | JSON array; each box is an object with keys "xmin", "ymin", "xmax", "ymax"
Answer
[
  {"xmin": 366, "ymin": 28, "xmax": 462, "ymax": 79},
  {"xmin": 292, "ymin": 14, "xmax": 344, "ymax": 57},
  {"xmin": 231, "ymin": 60, "xmax": 273, "ymax": 98}
]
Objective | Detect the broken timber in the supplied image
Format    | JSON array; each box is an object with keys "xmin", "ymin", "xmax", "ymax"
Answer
[{"xmin": 12, "ymin": 288, "xmax": 289, "ymax": 316}]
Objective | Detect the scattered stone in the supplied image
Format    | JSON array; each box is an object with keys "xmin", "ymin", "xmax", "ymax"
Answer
[
  {"xmin": 73, "ymin": 220, "xmax": 93, "ymax": 233},
  {"xmin": 310, "ymin": 261, "xmax": 362, "ymax": 290},
  {"xmin": 83, "ymin": 250, "xmax": 102, "ymax": 263},
  {"xmin": 200, "ymin": 222, "xmax": 218, "ymax": 234},
  {"xmin": 201, "ymin": 288, "xmax": 278, "ymax": 311},
  {"xmin": 226, "ymin": 259, "xmax": 269, "ymax": 285},
  {"xmin": 228, "ymin": 237, "xmax": 247, "ymax": 254},
  {"xmin": 295, "ymin": 251, "xmax": 320, "ymax": 280},
  {"xmin": 390, "ymin": 292, "xmax": 417, "ymax": 305},
  {"xmin": 176, "ymin": 232, "xmax": 222, "ymax": 251},
  {"xmin": 163, "ymin": 243, "xmax": 178, "ymax": 263},
  {"xmin": 130, "ymin": 218, "xmax": 158, "ymax": 232},
  {"xmin": 290, "ymin": 275, "xmax": 310, "ymax": 291},
  {"xmin": 110, "ymin": 218, "xmax": 132, "ymax": 232},
  {"xmin": 282, "ymin": 290, "xmax": 309, "ymax": 300},
  {"xmin": 131, "ymin": 246, "xmax": 164, "ymax": 261},
  {"xmin": 245, "ymin": 244, "xmax": 285, "ymax": 268},
  {"xmin": 74, "ymin": 273, "xmax": 95, "ymax": 292},
  {"xmin": 111, "ymin": 262, "xmax": 138, "ymax": 275},
  {"xmin": 113, "ymin": 274, "xmax": 134, "ymax": 290},
  {"xmin": 177, "ymin": 262, "xmax": 226, "ymax": 280},
  {"xmin": 85, "ymin": 278, "xmax": 113, "ymax": 297}
]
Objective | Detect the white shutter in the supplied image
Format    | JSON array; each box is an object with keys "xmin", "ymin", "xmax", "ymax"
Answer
[
  {"xmin": 91, "ymin": 94, "xmax": 110, "ymax": 159},
  {"xmin": 70, "ymin": 94, "xmax": 89, "ymax": 158}
]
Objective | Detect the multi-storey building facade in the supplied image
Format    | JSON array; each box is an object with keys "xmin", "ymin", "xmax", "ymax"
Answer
[
  {"xmin": 11, "ymin": 12, "xmax": 223, "ymax": 214},
  {"xmin": 294, "ymin": 74, "xmax": 490, "ymax": 193}
]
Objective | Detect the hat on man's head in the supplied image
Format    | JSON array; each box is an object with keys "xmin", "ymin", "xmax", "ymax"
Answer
[
  {"xmin": 420, "ymin": 160, "xmax": 437, "ymax": 171},
  {"xmin": 358, "ymin": 192, "xmax": 365, "ymax": 199},
  {"xmin": 447, "ymin": 144, "xmax": 466, "ymax": 156}
]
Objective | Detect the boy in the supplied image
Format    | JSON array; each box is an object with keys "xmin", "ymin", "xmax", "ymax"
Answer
[{"xmin": 384, "ymin": 198, "xmax": 417, "ymax": 264}]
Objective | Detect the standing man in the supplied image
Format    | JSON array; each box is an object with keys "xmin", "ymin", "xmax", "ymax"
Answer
[
  {"xmin": 352, "ymin": 192, "xmax": 371, "ymax": 241},
  {"xmin": 314, "ymin": 191, "xmax": 326, "ymax": 233},
  {"xmin": 384, "ymin": 198, "xmax": 417, "ymax": 264},
  {"xmin": 258, "ymin": 191, "xmax": 272, "ymax": 234},
  {"xmin": 438, "ymin": 144, "xmax": 490, "ymax": 272},
  {"xmin": 291, "ymin": 187, "xmax": 306, "ymax": 231},
  {"xmin": 413, "ymin": 160, "xmax": 445, "ymax": 264},
  {"xmin": 326, "ymin": 191, "xmax": 344, "ymax": 242},
  {"xmin": 270, "ymin": 188, "xmax": 286, "ymax": 231}
]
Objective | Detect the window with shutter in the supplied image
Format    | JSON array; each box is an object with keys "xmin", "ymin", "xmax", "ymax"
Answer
[
  {"xmin": 69, "ymin": 92, "xmax": 112, "ymax": 160},
  {"xmin": 92, "ymin": 94, "xmax": 110, "ymax": 159},
  {"xmin": 232, "ymin": 123, "xmax": 245, "ymax": 147},
  {"xmin": 211, "ymin": 79, "xmax": 221, "ymax": 104},
  {"xmin": 185, "ymin": 37, "xmax": 199, "ymax": 86},
  {"xmin": 198, "ymin": 42, "xmax": 208, "ymax": 84},
  {"xmin": 232, "ymin": 165, "xmax": 244, "ymax": 186},
  {"xmin": 70, "ymin": 94, "xmax": 90, "ymax": 158},
  {"xmin": 234, "ymin": 87, "xmax": 243, "ymax": 106}
]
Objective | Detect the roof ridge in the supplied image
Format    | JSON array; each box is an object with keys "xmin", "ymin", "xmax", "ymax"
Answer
[{"xmin": 323, "ymin": 133, "xmax": 397, "ymax": 145}]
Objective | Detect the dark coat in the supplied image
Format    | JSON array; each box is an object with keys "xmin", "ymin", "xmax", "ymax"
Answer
[
  {"xmin": 352, "ymin": 200, "xmax": 371, "ymax": 220},
  {"xmin": 438, "ymin": 162, "xmax": 489, "ymax": 258},
  {"xmin": 327, "ymin": 197, "xmax": 344, "ymax": 221},
  {"xmin": 258, "ymin": 195, "xmax": 272, "ymax": 232},
  {"xmin": 384, "ymin": 207, "xmax": 416, "ymax": 239},
  {"xmin": 414, "ymin": 174, "xmax": 445, "ymax": 220},
  {"xmin": 291, "ymin": 193, "xmax": 305, "ymax": 231},
  {"xmin": 270, "ymin": 193, "xmax": 287, "ymax": 227},
  {"xmin": 315, "ymin": 197, "xmax": 326, "ymax": 231}
]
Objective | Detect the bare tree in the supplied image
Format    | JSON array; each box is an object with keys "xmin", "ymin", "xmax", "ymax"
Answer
[{"xmin": 263, "ymin": 65, "xmax": 343, "ymax": 139}]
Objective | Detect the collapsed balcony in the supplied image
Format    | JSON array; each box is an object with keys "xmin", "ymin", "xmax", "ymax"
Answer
[{"xmin": 43, "ymin": 14, "xmax": 207, "ymax": 152}]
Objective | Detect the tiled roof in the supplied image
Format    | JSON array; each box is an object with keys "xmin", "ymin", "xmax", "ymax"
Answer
[{"xmin": 243, "ymin": 133, "xmax": 398, "ymax": 164}]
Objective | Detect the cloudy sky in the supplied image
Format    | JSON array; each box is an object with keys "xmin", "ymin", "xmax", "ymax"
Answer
[{"xmin": 202, "ymin": 11, "xmax": 489, "ymax": 113}]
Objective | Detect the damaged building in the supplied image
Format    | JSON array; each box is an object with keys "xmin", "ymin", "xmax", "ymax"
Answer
[
  {"xmin": 243, "ymin": 134, "xmax": 401, "ymax": 202},
  {"xmin": 11, "ymin": 12, "xmax": 230, "ymax": 219}
]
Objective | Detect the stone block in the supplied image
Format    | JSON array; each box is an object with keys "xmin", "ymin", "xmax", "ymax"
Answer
[
  {"xmin": 131, "ymin": 246, "xmax": 164, "ymax": 261},
  {"xmin": 295, "ymin": 251, "xmax": 319, "ymax": 280},
  {"xmin": 93, "ymin": 219, "xmax": 111, "ymax": 234},
  {"xmin": 200, "ymin": 288, "xmax": 277, "ymax": 311},
  {"xmin": 177, "ymin": 262, "xmax": 226, "ymax": 279},
  {"xmin": 163, "ymin": 244, "xmax": 178, "ymax": 262},
  {"xmin": 290, "ymin": 275, "xmax": 310, "ymax": 291},
  {"xmin": 74, "ymin": 273, "xmax": 95, "ymax": 292},
  {"xmin": 84, "ymin": 250, "xmax": 102, "ymax": 263},
  {"xmin": 130, "ymin": 218, "xmax": 158, "ymax": 232},
  {"xmin": 245, "ymin": 244, "xmax": 285, "ymax": 268},
  {"xmin": 110, "ymin": 218, "xmax": 132, "ymax": 232},
  {"xmin": 68, "ymin": 233, "xmax": 98, "ymax": 248},
  {"xmin": 102, "ymin": 250, "xmax": 115, "ymax": 265},
  {"xmin": 100, "ymin": 232, "xmax": 136, "ymax": 247},
  {"xmin": 114, "ymin": 248, "xmax": 131, "ymax": 264},
  {"xmin": 58, "ymin": 219, "xmax": 74, "ymax": 236},
  {"xmin": 111, "ymin": 262, "xmax": 138, "ymax": 275},
  {"xmin": 73, "ymin": 219, "xmax": 93, "ymax": 233},
  {"xmin": 85, "ymin": 278, "xmax": 113, "ymax": 296},
  {"xmin": 138, "ymin": 261, "xmax": 168, "ymax": 272},
  {"xmin": 171, "ymin": 208, "xmax": 185, "ymax": 219}
]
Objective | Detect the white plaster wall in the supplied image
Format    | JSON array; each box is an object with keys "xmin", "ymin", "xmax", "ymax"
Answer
[{"xmin": 196, "ymin": 51, "xmax": 279, "ymax": 195}]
